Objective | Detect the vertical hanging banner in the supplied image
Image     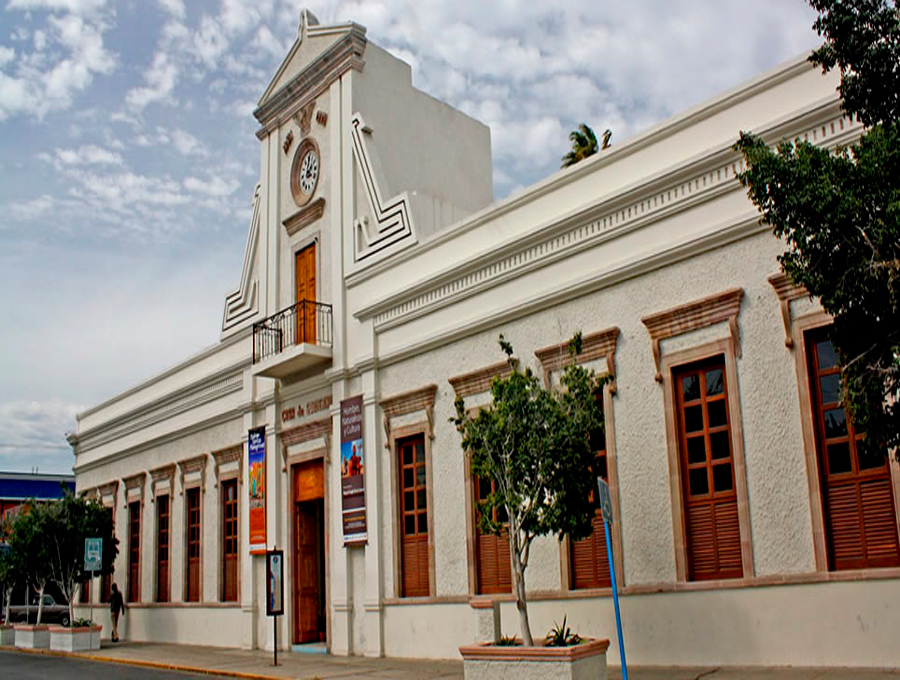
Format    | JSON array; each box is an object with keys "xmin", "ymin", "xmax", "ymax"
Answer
[
  {"xmin": 248, "ymin": 426, "xmax": 267, "ymax": 554},
  {"xmin": 340, "ymin": 395, "xmax": 367, "ymax": 545}
]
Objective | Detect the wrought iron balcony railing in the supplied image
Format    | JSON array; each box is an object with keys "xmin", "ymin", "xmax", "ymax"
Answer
[{"xmin": 252, "ymin": 300, "xmax": 333, "ymax": 365}]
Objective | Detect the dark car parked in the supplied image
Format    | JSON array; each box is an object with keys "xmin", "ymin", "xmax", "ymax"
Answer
[{"xmin": 7, "ymin": 594, "xmax": 70, "ymax": 627}]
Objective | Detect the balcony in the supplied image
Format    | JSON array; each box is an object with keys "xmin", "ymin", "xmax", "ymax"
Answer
[{"xmin": 252, "ymin": 300, "xmax": 333, "ymax": 379}]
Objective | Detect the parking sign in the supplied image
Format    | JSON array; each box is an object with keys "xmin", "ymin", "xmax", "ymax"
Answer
[{"xmin": 84, "ymin": 537, "xmax": 102, "ymax": 572}]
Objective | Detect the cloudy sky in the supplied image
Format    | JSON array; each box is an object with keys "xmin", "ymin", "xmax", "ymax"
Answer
[{"xmin": 0, "ymin": 0, "xmax": 823, "ymax": 474}]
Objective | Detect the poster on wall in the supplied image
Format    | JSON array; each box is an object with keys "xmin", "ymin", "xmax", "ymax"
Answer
[
  {"xmin": 340, "ymin": 395, "xmax": 367, "ymax": 545},
  {"xmin": 266, "ymin": 549, "xmax": 284, "ymax": 616},
  {"xmin": 248, "ymin": 426, "xmax": 267, "ymax": 554}
]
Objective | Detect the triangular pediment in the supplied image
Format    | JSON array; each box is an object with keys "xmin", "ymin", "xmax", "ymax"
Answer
[{"xmin": 258, "ymin": 12, "xmax": 361, "ymax": 108}]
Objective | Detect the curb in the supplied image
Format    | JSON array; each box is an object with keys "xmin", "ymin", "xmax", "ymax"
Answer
[{"xmin": 2, "ymin": 645, "xmax": 286, "ymax": 680}]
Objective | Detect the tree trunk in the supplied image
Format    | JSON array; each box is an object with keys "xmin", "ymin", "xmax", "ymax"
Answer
[
  {"xmin": 508, "ymin": 525, "xmax": 533, "ymax": 646},
  {"xmin": 67, "ymin": 581, "xmax": 74, "ymax": 628},
  {"xmin": 36, "ymin": 582, "xmax": 45, "ymax": 625},
  {"xmin": 3, "ymin": 586, "xmax": 10, "ymax": 624}
]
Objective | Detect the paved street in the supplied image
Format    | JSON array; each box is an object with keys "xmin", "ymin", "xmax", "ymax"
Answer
[
  {"xmin": 1, "ymin": 643, "xmax": 899, "ymax": 679},
  {"xmin": 0, "ymin": 649, "xmax": 204, "ymax": 679}
]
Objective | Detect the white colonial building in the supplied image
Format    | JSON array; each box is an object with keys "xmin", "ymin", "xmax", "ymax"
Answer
[{"xmin": 69, "ymin": 10, "xmax": 900, "ymax": 669}]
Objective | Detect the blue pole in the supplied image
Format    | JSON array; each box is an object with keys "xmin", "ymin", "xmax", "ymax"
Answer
[{"xmin": 604, "ymin": 519, "xmax": 628, "ymax": 680}]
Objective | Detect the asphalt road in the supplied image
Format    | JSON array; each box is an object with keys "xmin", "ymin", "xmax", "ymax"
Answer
[{"xmin": 0, "ymin": 650, "xmax": 205, "ymax": 679}]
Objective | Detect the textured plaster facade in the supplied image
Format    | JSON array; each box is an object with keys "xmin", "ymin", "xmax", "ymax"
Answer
[{"xmin": 69, "ymin": 9, "xmax": 900, "ymax": 670}]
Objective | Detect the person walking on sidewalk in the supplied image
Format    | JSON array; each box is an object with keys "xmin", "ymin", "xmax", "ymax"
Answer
[{"xmin": 109, "ymin": 583, "xmax": 126, "ymax": 642}]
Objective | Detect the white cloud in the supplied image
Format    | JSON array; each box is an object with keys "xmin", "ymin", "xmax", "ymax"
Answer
[
  {"xmin": 55, "ymin": 144, "xmax": 123, "ymax": 165},
  {"xmin": 0, "ymin": 400, "xmax": 81, "ymax": 474},
  {"xmin": 170, "ymin": 128, "xmax": 206, "ymax": 156},
  {"xmin": 184, "ymin": 175, "xmax": 239, "ymax": 197},
  {"xmin": 125, "ymin": 50, "xmax": 178, "ymax": 110},
  {"xmin": 0, "ymin": 46, "xmax": 14, "ymax": 66},
  {"xmin": 156, "ymin": 0, "xmax": 185, "ymax": 19},
  {"xmin": 8, "ymin": 194, "xmax": 55, "ymax": 220},
  {"xmin": 0, "ymin": 6, "xmax": 116, "ymax": 120},
  {"xmin": 6, "ymin": 0, "xmax": 108, "ymax": 13}
]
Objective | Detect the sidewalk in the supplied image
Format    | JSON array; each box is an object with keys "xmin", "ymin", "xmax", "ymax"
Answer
[{"xmin": 9, "ymin": 641, "xmax": 900, "ymax": 679}]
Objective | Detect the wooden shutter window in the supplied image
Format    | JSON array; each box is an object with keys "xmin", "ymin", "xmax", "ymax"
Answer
[
  {"xmin": 674, "ymin": 358, "xmax": 743, "ymax": 581},
  {"xmin": 156, "ymin": 495, "xmax": 170, "ymax": 602},
  {"xmin": 398, "ymin": 435, "xmax": 430, "ymax": 597},
  {"xmin": 186, "ymin": 487, "xmax": 201, "ymax": 602},
  {"xmin": 474, "ymin": 476, "xmax": 512, "ymax": 594},
  {"xmin": 222, "ymin": 480, "xmax": 239, "ymax": 602},
  {"xmin": 806, "ymin": 329, "xmax": 900, "ymax": 570},
  {"xmin": 570, "ymin": 419, "xmax": 612, "ymax": 589},
  {"xmin": 128, "ymin": 501, "xmax": 141, "ymax": 602}
]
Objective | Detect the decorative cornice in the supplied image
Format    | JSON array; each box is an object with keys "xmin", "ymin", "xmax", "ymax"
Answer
[
  {"xmin": 222, "ymin": 184, "xmax": 261, "ymax": 335},
  {"xmin": 123, "ymin": 472, "xmax": 146, "ymax": 502},
  {"xmin": 212, "ymin": 444, "xmax": 243, "ymax": 487},
  {"xmin": 98, "ymin": 481, "xmax": 118, "ymax": 499},
  {"xmin": 449, "ymin": 361, "xmax": 512, "ymax": 399},
  {"xmin": 379, "ymin": 384, "xmax": 438, "ymax": 448},
  {"xmin": 149, "ymin": 464, "xmax": 176, "ymax": 502},
  {"xmin": 178, "ymin": 454, "xmax": 208, "ymax": 494},
  {"xmin": 280, "ymin": 418, "xmax": 331, "ymax": 471},
  {"xmin": 255, "ymin": 28, "xmax": 366, "ymax": 138},
  {"xmin": 351, "ymin": 113, "xmax": 417, "ymax": 264},
  {"xmin": 535, "ymin": 327, "xmax": 620, "ymax": 393},
  {"xmin": 642, "ymin": 288, "xmax": 744, "ymax": 381},
  {"xmin": 283, "ymin": 197, "xmax": 325, "ymax": 236},
  {"xmin": 768, "ymin": 271, "xmax": 811, "ymax": 348},
  {"xmin": 354, "ymin": 105, "xmax": 859, "ymax": 332},
  {"xmin": 76, "ymin": 365, "xmax": 246, "ymax": 452}
]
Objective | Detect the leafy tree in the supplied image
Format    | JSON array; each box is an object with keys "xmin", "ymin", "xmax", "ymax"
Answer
[
  {"xmin": 8, "ymin": 502, "xmax": 54, "ymax": 624},
  {"xmin": 735, "ymin": 0, "xmax": 900, "ymax": 454},
  {"xmin": 0, "ymin": 515, "xmax": 18, "ymax": 624},
  {"xmin": 453, "ymin": 333, "xmax": 606, "ymax": 646},
  {"xmin": 44, "ymin": 492, "xmax": 118, "ymax": 626},
  {"xmin": 561, "ymin": 124, "xmax": 612, "ymax": 168}
]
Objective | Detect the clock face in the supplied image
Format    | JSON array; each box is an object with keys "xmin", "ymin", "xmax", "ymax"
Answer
[
  {"xmin": 299, "ymin": 149, "xmax": 319, "ymax": 196},
  {"xmin": 290, "ymin": 139, "xmax": 321, "ymax": 207}
]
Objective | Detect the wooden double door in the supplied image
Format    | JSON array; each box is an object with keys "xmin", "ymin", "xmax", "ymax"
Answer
[{"xmin": 292, "ymin": 460, "xmax": 326, "ymax": 644}]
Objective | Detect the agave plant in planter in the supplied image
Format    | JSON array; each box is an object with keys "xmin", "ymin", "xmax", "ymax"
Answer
[{"xmin": 454, "ymin": 333, "xmax": 611, "ymax": 679}]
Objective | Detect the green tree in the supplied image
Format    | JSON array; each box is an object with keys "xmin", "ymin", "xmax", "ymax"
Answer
[
  {"xmin": 561, "ymin": 124, "xmax": 612, "ymax": 168},
  {"xmin": 452, "ymin": 333, "xmax": 606, "ymax": 646},
  {"xmin": 45, "ymin": 492, "xmax": 118, "ymax": 626},
  {"xmin": 735, "ymin": 0, "xmax": 900, "ymax": 454},
  {"xmin": 0, "ymin": 515, "xmax": 18, "ymax": 624},
  {"xmin": 8, "ymin": 502, "xmax": 54, "ymax": 624}
]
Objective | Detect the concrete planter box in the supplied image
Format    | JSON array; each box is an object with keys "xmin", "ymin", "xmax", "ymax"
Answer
[
  {"xmin": 459, "ymin": 638, "xmax": 609, "ymax": 680},
  {"xmin": 0, "ymin": 624, "xmax": 14, "ymax": 646},
  {"xmin": 14, "ymin": 624, "xmax": 50, "ymax": 649},
  {"xmin": 49, "ymin": 624, "xmax": 102, "ymax": 652}
]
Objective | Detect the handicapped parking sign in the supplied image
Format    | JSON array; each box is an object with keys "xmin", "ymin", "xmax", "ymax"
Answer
[{"xmin": 84, "ymin": 538, "xmax": 102, "ymax": 572}]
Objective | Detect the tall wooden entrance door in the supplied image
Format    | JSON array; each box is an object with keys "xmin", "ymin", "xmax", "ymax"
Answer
[
  {"xmin": 292, "ymin": 460, "xmax": 325, "ymax": 644},
  {"xmin": 295, "ymin": 243, "xmax": 317, "ymax": 344}
]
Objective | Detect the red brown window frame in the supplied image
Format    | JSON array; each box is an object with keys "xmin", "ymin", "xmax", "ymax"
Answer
[
  {"xmin": 397, "ymin": 434, "xmax": 430, "ymax": 598},
  {"xmin": 472, "ymin": 475, "xmax": 512, "ymax": 595},
  {"xmin": 805, "ymin": 327, "xmax": 900, "ymax": 570},
  {"xmin": 185, "ymin": 487, "xmax": 202, "ymax": 602},
  {"xmin": 156, "ymin": 494, "xmax": 170, "ymax": 602},
  {"xmin": 673, "ymin": 355, "xmax": 743, "ymax": 581},
  {"xmin": 127, "ymin": 500, "xmax": 141, "ymax": 603},
  {"xmin": 569, "ymin": 409, "xmax": 612, "ymax": 590},
  {"xmin": 221, "ymin": 478, "xmax": 239, "ymax": 602}
]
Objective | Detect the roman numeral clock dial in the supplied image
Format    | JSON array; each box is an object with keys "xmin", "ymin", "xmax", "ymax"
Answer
[{"xmin": 290, "ymin": 138, "xmax": 321, "ymax": 207}]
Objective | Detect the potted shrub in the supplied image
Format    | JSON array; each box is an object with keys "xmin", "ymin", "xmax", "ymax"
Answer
[
  {"xmin": 50, "ymin": 618, "xmax": 102, "ymax": 651},
  {"xmin": 454, "ymin": 334, "xmax": 611, "ymax": 679}
]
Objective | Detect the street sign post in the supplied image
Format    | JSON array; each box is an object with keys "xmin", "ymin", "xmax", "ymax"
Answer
[
  {"xmin": 84, "ymin": 538, "xmax": 103, "ymax": 630},
  {"xmin": 597, "ymin": 479, "xmax": 628, "ymax": 680},
  {"xmin": 266, "ymin": 549, "xmax": 284, "ymax": 666}
]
